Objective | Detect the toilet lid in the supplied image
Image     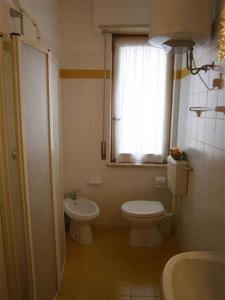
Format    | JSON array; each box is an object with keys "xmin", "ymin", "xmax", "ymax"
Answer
[{"xmin": 121, "ymin": 200, "xmax": 165, "ymax": 217}]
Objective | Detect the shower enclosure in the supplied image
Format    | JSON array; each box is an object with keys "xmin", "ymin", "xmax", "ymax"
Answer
[{"xmin": 0, "ymin": 34, "xmax": 65, "ymax": 300}]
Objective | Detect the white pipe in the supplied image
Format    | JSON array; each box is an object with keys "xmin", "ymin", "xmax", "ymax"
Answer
[
  {"xmin": 166, "ymin": 195, "xmax": 177, "ymax": 217},
  {"xmin": 13, "ymin": 0, "xmax": 41, "ymax": 41}
]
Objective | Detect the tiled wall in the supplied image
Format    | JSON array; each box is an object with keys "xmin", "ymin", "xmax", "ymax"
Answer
[{"xmin": 176, "ymin": 42, "xmax": 225, "ymax": 251}]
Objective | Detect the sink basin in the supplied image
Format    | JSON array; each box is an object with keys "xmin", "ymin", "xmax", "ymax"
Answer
[{"xmin": 162, "ymin": 252, "xmax": 225, "ymax": 300}]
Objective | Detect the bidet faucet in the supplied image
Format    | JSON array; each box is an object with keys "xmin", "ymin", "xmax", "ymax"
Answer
[{"xmin": 70, "ymin": 190, "xmax": 81, "ymax": 200}]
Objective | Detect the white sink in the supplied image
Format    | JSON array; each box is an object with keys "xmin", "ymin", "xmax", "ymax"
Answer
[{"xmin": 162, "ymin": 252, "xmax": 225, "ymax": 300}]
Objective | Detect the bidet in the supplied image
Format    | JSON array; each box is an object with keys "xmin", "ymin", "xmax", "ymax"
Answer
[{"xmin": 64, "ymin": 197, "xmax": 100, "ymax": 245}]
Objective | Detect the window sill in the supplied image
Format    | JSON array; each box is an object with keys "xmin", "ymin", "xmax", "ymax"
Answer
[{"xmin": 107, "ymin": 162, "xmax": 167, "ymax": 168}]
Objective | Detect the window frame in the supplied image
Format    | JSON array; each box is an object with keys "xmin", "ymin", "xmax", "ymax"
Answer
[{"xmin": 109, "ymin": 34, "xmax": 174, "ymax": 166}]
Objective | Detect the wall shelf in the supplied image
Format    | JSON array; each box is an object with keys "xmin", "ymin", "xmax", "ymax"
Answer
[{"xmin": 189, "ymin": 106, "xmax": 213, "ymax": 117}]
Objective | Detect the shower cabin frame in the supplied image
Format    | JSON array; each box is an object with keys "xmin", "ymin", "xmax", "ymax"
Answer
[
  {"xmin": 0, "ymin": 34, "xmax": 65, "ymax": 300},
  {"xmin": 0, "ymin": 35, "xmax": 20, "ymax": 300}
]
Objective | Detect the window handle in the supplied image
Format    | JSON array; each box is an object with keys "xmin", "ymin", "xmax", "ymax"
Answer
[{"xmin": 112, "ymin": 117, "xmax": 121, "ymax": 121}]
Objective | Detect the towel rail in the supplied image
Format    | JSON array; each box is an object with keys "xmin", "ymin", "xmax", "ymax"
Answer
[
  {"xmin": 189, "ymin": 107, "xmax": 213, "ymax": 117},
  {"xmin": 189, "ymin": 106, "xmax": 225, "ymax": 117}
]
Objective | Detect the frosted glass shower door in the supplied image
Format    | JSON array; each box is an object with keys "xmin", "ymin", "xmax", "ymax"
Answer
[
  {"xmin": 12, "ymin": 36, "xmax": 59, "ymax": 300},
  {"xmin": 0, "ymin": 35, "xmax": 30, "ymax": 300}
]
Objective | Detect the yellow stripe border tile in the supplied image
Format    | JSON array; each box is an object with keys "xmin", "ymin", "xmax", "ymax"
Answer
[
  {"xmin": 59, "ymin": 69, "xmax": 111, "ymax": 79},
  {"xmin": 59, "ymin": 68, "xmax": 189, "ymax": 80}
]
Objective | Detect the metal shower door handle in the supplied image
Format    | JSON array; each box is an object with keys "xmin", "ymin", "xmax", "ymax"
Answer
[{"xmin": 12, "ymin": 149, "xmax": 17, "ymax": 160}]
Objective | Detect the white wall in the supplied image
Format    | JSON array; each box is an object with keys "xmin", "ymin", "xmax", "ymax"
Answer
[
  {"xmin": 59, "ymin": 0, "xmax": 171, "ymax": 225},
  {"xmin": 0, "ymin": 0, "xmax": 59, "ymax": 55},
  {"xmin": 93, "ymin": 0, "xmax": 149, "ymax": 31},
  {"xmin": 176, "ymin": 42, "xmax": 225, "ymax": 251},
  {"xmin": 1, "ymin": 0, "xmax": 223, "ymax": 249}
]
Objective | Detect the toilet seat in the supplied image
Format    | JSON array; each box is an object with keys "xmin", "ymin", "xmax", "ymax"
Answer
[
  {"xmin": 121, "ymin": 200, "xmax": 165, "ymax": 218},
  {"xmin": 64, "ymin": 197, "xmax": 100, "ymax": 221}
]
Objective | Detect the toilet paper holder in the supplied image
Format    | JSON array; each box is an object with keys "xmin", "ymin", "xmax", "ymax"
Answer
[{"xmin": 155, "ymin": 176, "xmax": 167, "ymax": 189}]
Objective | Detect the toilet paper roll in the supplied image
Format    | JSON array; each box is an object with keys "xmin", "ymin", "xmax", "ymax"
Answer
[{"xmin": 155, "ymin": 176, "xmax": 167, "ymax": 189}]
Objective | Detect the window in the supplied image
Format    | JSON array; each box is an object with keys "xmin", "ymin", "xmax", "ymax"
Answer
[{"xmin": 111, "ymin": 36, "xmax": 172, "ymax": 164}]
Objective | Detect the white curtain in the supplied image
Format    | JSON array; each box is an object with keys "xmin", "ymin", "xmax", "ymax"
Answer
[{"xmin": 112, "ymin": 38, "xmax": 171, "ymax": 163}]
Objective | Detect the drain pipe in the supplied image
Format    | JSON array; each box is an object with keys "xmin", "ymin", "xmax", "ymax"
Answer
[
  {"xmin": 166, "ymin": 196, "xmax": 178, "ymax": 217},
  {"xmin": 162, "ymin": 196, "xmax": 179, "ymax": 236}
]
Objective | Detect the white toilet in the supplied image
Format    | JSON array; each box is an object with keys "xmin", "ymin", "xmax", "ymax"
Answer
[
  {"xmin": 64, "ymin": 197, "xmax": 100, "ymax": 245},
  {"xmin": 122, "ymin": 200, "xmax": 166, "ymax": 247},
  {"xmin": 121, "ymin": 156, "xmax": 188, "ymax": 248}
]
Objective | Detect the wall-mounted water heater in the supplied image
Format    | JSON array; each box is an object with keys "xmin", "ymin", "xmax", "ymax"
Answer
[{"xmin": 149, "ymin": 0, "xmax": 213, "ymax": 49}]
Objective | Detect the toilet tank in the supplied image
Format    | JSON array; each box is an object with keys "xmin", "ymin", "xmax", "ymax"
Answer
[{"xmin": 167, "ymin": 156, "xmax": 188, "ymax": 196}]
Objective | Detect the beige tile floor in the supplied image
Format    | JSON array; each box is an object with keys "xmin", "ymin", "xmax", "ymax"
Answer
[{"xmin": 57, "ymin": 226, "xmax": 179, "ymax": 300}]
